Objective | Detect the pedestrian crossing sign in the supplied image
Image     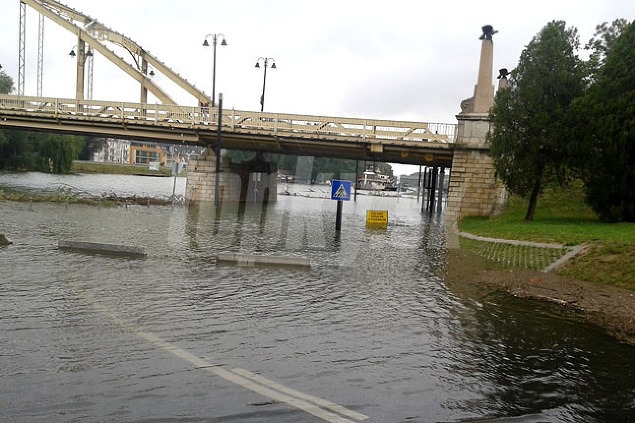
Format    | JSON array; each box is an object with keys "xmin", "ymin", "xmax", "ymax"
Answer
[{"xmin": 331, "ymin": 180, "xmax": 351, "ymax": 201}]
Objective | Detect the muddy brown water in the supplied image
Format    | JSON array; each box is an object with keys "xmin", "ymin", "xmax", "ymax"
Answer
[{"xmin": 1, "ymin": 172, "xmax": 634, "ymax": 422}]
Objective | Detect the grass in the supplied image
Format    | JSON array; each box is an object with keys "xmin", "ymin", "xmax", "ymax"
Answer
[
  {"xmin": 459, "ymin": 181, "xmax": 635, "ymax": 290},
  {"xmin": 0, "ymin": 187, "xmax": 108, "ymax": 206}
]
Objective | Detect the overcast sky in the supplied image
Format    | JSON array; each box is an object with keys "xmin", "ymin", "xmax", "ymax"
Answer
[{"xmin": 1, "ymin": 0, "xmax": 633, "ymax": 174}]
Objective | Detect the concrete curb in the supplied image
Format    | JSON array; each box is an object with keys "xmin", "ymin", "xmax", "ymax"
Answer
[
  {"xmin": 459, "ymin": 231, "xmax": 565, "ymax": 249},
  {"xmin": 217, "ymin": 253, "xmax": 311, "ymax": 269},
  {"xmin": 542, "ymin": 245, "xmax": 585, "ymax": 273},
  {"xmin": 58, "ymin": 240, "xmax": 147, "ymax": 257},
  {"xmin": 458, "ymin": 231, "xmax": 585, "ymax": 273}
]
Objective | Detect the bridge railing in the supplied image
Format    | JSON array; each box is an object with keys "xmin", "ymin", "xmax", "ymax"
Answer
[{"xmin": 0, "ymin": 94, "xmax": 457, "ymax": 143}]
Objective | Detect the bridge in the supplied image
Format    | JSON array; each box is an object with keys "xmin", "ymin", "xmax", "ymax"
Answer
[
  {"xmin": 0, "ymin": 94, "xmax": 456, "ymax": 168},
  {"xmin": 1, "ymin": 0, "xmax": 506, "ymax": 220}
]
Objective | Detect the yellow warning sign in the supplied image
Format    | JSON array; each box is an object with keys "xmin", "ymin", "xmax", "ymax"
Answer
[{"xmin": 366, "ymin": 210, "xmax": 388, "ymax": 229}]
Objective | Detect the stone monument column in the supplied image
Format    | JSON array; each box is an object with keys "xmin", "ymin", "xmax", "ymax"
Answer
[{"xmin": 446, "ymin": 26, "xmax": 506, "ymax": 240}]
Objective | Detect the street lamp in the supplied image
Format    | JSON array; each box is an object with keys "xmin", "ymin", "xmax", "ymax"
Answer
[
  {"xmin": 69, "ymin": 45, "xmax": 94, "ymax": 100},
  {"xmin": 202, "ymin": 33, "xmax": 227, "ymax": 108},
  {"xmin": 255, "ymin": 57, "xmax": 276, "ymax": 112},
  {"xmin": 68, "ymin": 46, "xmax": 93, "ymax": 58}
]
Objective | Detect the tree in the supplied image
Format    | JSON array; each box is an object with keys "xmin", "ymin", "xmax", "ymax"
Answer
[
  {"xmin": 488, "ymin": 21, "xmax": 585, "ymax": 220},
  {"xmin": 0, "ymin": 70, "xmax": 13, "ymax": 94},
  {"xmin": 584, "ymin": 18, "xmax": 629, "ymax": 80},
  {"xmin": 37, "ymin": 133, "xmax": 85, "ymax": 173},
  {"xmin": 570, "ymin": 20, "xmax": 634, "ymax": 222}
]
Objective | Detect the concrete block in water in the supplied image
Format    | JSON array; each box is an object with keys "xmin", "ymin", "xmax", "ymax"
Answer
[
  {"xmin": 217, "ymin": 253, "xmax": 310, "ymax": 268},
  {"xmin": 58, "ymin": 240, "xmax": 146, "ymax": 257}
]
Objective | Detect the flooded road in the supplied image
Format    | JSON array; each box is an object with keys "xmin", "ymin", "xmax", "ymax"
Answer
[{"xmin": 1, "ymin": 173, "xmax": 634, "ymax": 422}]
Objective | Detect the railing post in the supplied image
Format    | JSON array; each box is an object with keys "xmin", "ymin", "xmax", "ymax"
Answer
[{"xmin": 363, "ymin": 119, "xmax": 367, "ymax": 142}]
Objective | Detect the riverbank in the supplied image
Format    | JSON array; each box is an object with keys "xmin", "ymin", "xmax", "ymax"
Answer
[
  {"xmin": 445, "ymin": 248, "xmax": 635, "ymax": 345},
  {"xmin": 71, "ymin": 160, "xmax": 176, "ymax": 177},
  {"xmin": 457, "ymin": 183, "xmax": 634, "ymax": 345}
]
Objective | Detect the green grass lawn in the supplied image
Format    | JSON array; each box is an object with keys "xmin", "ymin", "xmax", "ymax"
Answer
[{"xmin": 459, "ymin": 182, "xmax": 635, "ymax": 290}]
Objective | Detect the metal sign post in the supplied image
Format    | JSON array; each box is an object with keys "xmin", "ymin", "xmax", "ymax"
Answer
[
  {"xmin": 331, "ymin": 180, "xmax": 351, "ymax": 231},
  {"xmin": 214, "ymin": 93, "xmax": 223, "ymax": 206}
]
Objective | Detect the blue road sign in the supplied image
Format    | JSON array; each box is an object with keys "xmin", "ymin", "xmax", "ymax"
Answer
[{"xmin": 331, "ymin": 180, "xmax": 351, "ymax": 201}]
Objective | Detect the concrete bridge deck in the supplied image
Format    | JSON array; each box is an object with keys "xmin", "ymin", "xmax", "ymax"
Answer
[{"xmin": 0, "ymin": 94, "xmax": 456, "ymax": 167}]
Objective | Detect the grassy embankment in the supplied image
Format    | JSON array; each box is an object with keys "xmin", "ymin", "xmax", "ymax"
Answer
[
  {"xmin": 0, "ymin": 161, "xmax": 179, "ymax": 204},
  {"xmin": 71, "ymin": 160, "xmax": 176, "ymax": 176},
  {"xmin": 459, "ymin": 181, "xmax": 635, "ymax": 291}
]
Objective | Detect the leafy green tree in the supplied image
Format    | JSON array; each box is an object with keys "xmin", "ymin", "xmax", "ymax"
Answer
[
  {"xmin": 0, "ymin": 70, "xmax": 13, "ymax": 94},
  {"xmin": 0, "ymin": 130, "xmax": 37, "ymax": 170},
  {"xmin": 488, "ymin": 21, "xmax": 585, "ymax": 220},
  {"xmin": 570, "ymin": 20, "xmax": 634, "ymax": 221},
  {"xmin": 37, "ymin": 133, "xmax": 85, "ymax": 173},
  {"xmin": 223, "ymin": 149, "xmax": 393, "ymax": 183},
  {"xmin": 80, "ymin": 137, "xmax": 108, "ymax": 160},
  {"xmin": 584, "ymin": 18, "xmax": 630, "ymax": 80}
]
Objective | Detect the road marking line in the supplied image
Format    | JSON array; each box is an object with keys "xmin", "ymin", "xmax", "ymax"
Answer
[
  {"xmin": 231, "ymin": 368, "xmax": 369, "ymax": 421},
  {"xmin": 89, "ymin": 300, "xmax": 368, "ymax": 422},
  {"xmin": 134, "ymin": 329, "xmax": 364, "ymax": 423}
]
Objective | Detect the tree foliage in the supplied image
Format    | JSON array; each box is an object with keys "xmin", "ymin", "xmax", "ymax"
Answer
[
  {"xmin": 223, "ymin": 149, "xmax": 391, "ymax": 182},
  {"xmin": 570, "ymin": 20, "xmax": 635, "ymax": 222},
  {"xmin": 488, "ymin": 20, "xmax": 585, "ymax": 220},
  {"xmin": 0, "ymin": 70, "xmax": 14, "ymax": 94},
  {"xmin": 584, "ymin": 18, "xmax": 630, "ymax": 80},
  {"xmin": 0, "ymin": 72, "xmax": 85, "ymax": 173},
  {"xmin": 0, "ymin": 130, "xmax": 85, "ymax": 173}
]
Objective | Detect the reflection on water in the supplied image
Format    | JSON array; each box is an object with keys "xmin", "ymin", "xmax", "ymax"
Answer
[
  {"xmin": 0, "ymin": 173, "xmax": 633, "ymax": 423},
  {"xmin": 0, "ymin": 171, "xmax": 187, "ymax": 200}
]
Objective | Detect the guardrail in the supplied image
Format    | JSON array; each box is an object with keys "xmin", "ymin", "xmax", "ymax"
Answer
[{"xmin": 0, "ymin": 94, "xmax": 457, "ymax": 144}]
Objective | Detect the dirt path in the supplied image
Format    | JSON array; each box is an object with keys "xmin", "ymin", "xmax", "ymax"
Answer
[{"xmin": 445, "ymin": 249, "xmax": 635, "ymax": 346}]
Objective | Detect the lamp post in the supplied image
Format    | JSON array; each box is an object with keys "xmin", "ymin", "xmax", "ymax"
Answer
[
  {"xmin": 69, "ymin": 44, "xmax": 94, "ymax": 100},
  {"xmin": 202, "ymin": 33, "xmax": 227, "ymax": 108},
  {"xmin": 255, "ymin": 57, "xmax": 276, "ymax": 112}
]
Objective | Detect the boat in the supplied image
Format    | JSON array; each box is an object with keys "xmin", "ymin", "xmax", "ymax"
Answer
[{"xmin": 357, "ymin": 166, "xmax": 397, "ymax": 191}]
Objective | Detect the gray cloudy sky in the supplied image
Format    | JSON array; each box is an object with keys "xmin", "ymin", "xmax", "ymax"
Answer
[{"xmin": 1, "ymin": 0, "xmax": 633, "ymax": 174}]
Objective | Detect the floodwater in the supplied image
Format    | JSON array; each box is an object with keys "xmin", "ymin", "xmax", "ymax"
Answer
[{"xmin": 1, "ymin": 172, "xmax": 633, "ymax": 422}]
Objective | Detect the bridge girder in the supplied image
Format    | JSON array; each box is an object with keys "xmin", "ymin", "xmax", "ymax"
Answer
[
  {"xmin": 20, "ymin": 0, "xmax": 211, "ymax": 106},
  {"xmin": 0, "ymin": 115, "xmax": 454, "ymax": 168}
]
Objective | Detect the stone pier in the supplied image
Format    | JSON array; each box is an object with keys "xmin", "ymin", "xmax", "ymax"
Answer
[
  {"xmin": 185, "ymin": 149, "xmax": 278, "ymax": 204},
  {"xmin": 446, "ymin": 25, "xmax": 506, "ymax": 225}
]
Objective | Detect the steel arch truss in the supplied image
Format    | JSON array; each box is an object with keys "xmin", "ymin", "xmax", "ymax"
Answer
[{"xmin": 20, "ymin": 0, "xmax": 211, "ymax": 106}]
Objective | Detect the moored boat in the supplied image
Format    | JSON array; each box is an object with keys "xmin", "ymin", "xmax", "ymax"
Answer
[{"xmin": 357, "ymin": 166, "xmax": 396, "ymax": 191}]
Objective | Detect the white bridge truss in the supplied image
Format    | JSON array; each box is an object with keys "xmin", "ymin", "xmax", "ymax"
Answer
[{"xmin": 0, "ymin": 94, "xmax": 456, "ymax": 145}]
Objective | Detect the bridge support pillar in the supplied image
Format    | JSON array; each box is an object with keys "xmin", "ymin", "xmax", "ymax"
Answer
[
  {"xmin": 446, "ymin": 113, "xmax": 506, "ymax": 223},
  {"xmin": 185, "ymin": 149, "xmax": 278, "ymax": 205},
  {"xmin": 445, "ymin": 25, "xmax": 506, "ymax": 226}
]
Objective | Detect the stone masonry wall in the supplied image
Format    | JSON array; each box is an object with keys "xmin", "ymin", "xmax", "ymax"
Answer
[
  {"xmin": 185, "ymin": 150, "xmax": 242, "ymax": 204},
  {"xmin": 185, "ymin": 149, "xmax": 278, "ymax": 204},
  {"xmin": 446, "ymin": 148, "xmax": 499, "ymax": 222}
]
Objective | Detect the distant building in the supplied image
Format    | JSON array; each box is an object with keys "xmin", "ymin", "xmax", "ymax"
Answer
[
  {"xmin": 92, "ymin": 138, "xmax": 131, "ymax": 163},
  {"xmin": 92, "ymin": 138, "xmax": 205, "ymax": 167}
]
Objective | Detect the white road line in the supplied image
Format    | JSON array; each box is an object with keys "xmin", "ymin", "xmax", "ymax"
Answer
[
  {"xmin": 134, "ymin": 329, "xmax": 365, "ymax": 423},
  {"xmin": 89, "ymin": 301, "xmax": 368, "ymax": 422},
  {"xmin": 231, "ymin": 368, "xmax": 369, "ymax": 421}
]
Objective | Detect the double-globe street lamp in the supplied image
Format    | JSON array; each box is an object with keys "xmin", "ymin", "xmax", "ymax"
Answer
[
  {"xmin": 69, "ymin": 45, "xmax": 94, "ymax": 100},
  {"xmin": 255, "ymin": 57, "xmax": 276, "ymax": 112},
  {"xmin": 202, "ymin": 33, "xmax": 227, "ymax": 108}
]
